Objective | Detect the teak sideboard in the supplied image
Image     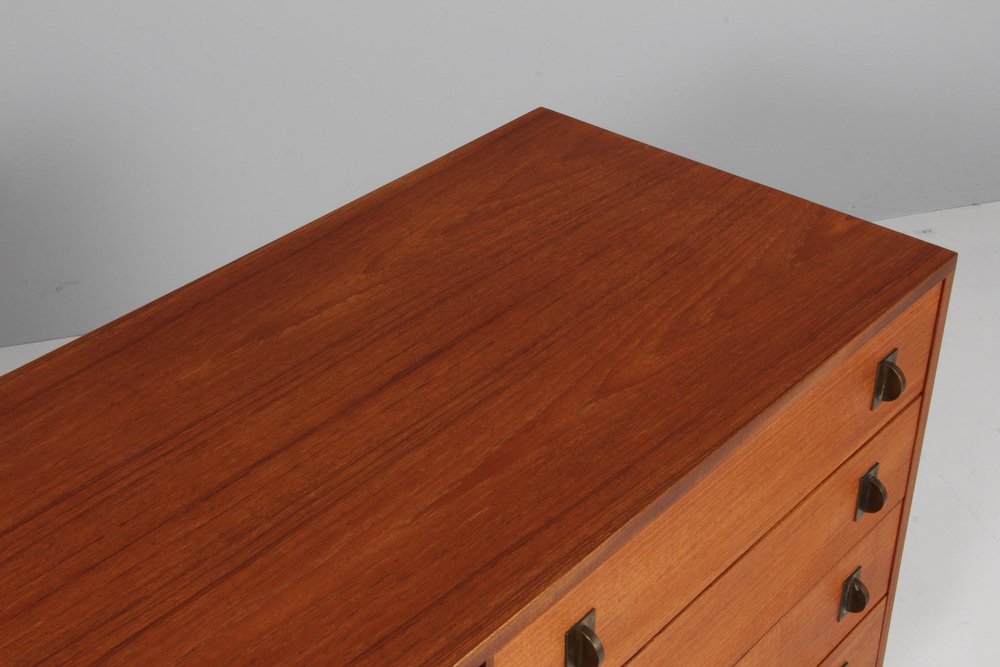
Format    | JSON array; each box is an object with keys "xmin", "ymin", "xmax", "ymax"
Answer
[{"xmin": 0, "ymin": 109, "xmax": 955, "ymax": 666}]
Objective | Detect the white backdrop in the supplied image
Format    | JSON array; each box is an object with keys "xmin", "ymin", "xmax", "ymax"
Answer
[{"xmin": 2, "ymin": 1, "xmax": 998, "ymax": 345}]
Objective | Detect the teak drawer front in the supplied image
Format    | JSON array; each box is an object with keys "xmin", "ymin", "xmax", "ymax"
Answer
[
  {"xmin": 819, "ymin": 598, "xmax": 888, "ymax": 667},
  {"xmin": 492, "ymin": 288, "xmax": 936, "ymax": 667},
  {"xmin": 623, "ymin": 402, "xmax": 916, "ymax": 667},
  {"xmin": 734, "ymin": 512, "xmax": 898, "ymax": 666}
]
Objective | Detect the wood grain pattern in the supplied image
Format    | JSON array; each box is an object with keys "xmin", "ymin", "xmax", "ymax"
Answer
[
  {"xmin": 875, "ymin": 265, "xmax": 956, "ymax": 666},
  {"xmin": 821, "ymin": 598, "xmax": 888, "ymax": 667},
  {"xmin": 735, "ymin": 500, "xmax": 899, "ymax": 665},
  {"xmin": 0, "ymin": 108, "xmax": 956, "ymax": 666},
  {"xmin": 492, "ymin": 287, "xmax": 938, "ymax": 667},
  {"xmin": 623, "ymin": 399, "xmax": 917, "ymax": 667}
]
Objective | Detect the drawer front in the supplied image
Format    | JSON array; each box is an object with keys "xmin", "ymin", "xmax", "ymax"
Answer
[
  {"xmin": 734, "ymin": 512, "xmax": 897, "ymax": 666},
  {"xmin": 819, "ymin": 598, "xmax": 888, "ymax": 667},
  {"xmin": 491, "ymin": 286, "xmax": 938, "ymax": 667},
  {"xmin": 625, "ymin": 403, "xmax": 915, "ymax": 667}
]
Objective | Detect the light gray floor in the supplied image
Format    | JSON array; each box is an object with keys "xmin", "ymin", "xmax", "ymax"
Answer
[
  {"xmin": 879, "ymin": 202, "xmax": 1000, "ymax": 666},
  {"xmin": 1, "ymin": 202, "xmax": 997, "ymax": 665}
]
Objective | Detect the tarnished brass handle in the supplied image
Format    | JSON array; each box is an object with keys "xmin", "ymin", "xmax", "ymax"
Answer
[
  {"xmin": 872, "ymin": 349, "xmax": 907, "ymax": 409},
  {"xmin": 565, "ymin": 609, "xmax": 605, "ymax": 667},
  {"xmin": 839, "ymin": 567, "xmax": 870, "ymax": 620},
  {"xmin": 855, "ymin": 463, "xmax": 889, "ymax": 520}
]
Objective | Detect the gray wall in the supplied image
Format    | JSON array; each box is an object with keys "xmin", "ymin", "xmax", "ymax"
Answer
[{"xmin": 2, "ymin": 1, "xmax": 998, "ymax": 346}]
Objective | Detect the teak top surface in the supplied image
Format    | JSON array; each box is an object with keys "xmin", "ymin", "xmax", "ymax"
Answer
[{"xmin": 0, "ymin": 109, "xmax": 954, "ymax": 666}]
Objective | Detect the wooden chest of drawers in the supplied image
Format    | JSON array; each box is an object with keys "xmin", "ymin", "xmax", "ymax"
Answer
[{"xmin": 0, "ymin": 109, "xmax": 955, "ymax": 666}]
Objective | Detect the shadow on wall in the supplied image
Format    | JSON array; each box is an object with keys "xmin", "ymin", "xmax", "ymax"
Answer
[{"xmin": 0, "ymin": 103, "xmax": 135, "ymax": 346}]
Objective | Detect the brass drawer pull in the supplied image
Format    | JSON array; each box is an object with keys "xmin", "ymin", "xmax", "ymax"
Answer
[
  {"xmin": 839, "ymin": 567, "xmax": 870, "ymax": 620},
  {"xmin": 565, "ymin": 609, "xmax": 605, "ymax": 667},
  {"xmin": 855, "ymin": 463, "xmax": 889, "ymax": 520},
  {"xmin": 872, "ymin": 349, "xmax": 907, "ymax": 409}
]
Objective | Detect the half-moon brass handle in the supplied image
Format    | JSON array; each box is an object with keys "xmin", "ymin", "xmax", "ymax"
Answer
[
  {"xmin": 872, "ymin": 349, "xmax": 907, "ymax": 409},
  {"xmin": 565, "ymin": 609, "xmax": 605, "ymax": 667},
  {"xmin": 839, "ymin": 567, "xmax": 870, "ymax": 620},
  {"xmin": 855, "ymin": 463, "xmax": 889, "ymax": 520}
]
